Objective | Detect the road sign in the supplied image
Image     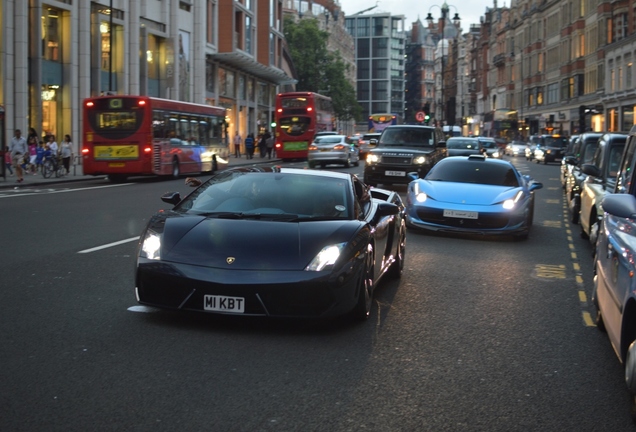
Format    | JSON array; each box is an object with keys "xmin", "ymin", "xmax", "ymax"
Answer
[{"xmin": 416, "ymin": 111, "xmax": 425, "ymax": 122}]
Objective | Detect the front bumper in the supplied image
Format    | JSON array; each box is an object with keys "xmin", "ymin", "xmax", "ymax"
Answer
[
  {"xmin": 405, "ymin": 202, "xmax": 530, "ymax": 236},
  {"xmin": 136, "ymin": 259, "xmax": 362, "ymax": 318}
]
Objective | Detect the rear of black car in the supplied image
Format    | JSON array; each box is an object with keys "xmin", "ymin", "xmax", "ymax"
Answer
[{"xmin": 363, "ymin": 125, "xmax": 446, "ymax": 186}]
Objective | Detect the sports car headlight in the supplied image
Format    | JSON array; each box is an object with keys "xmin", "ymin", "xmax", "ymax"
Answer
[
  {"xmin": 140, "ymin": 230, "xmax": 162, "ymax": 260},
  {"xmin": 414, "ymin": 156, "xmax": 427, "ymax": 165},
  {"xmin": 502, "ymin": 191, "xmax": 524, "ymax": 210},
  {"xmin": 305, "ymin": 243, "xmax": 346, "ymax": 271},
  {"xmin": 366, "ymin": 154, "xmax": 380, "ymax": 164}
]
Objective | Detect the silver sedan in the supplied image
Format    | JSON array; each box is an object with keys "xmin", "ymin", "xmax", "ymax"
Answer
[{"xmin": 308, "ymin": 135, "xmax": 360, "ymax": 168}]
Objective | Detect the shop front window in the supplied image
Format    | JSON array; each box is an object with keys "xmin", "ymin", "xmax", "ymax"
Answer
[{"xmin": 42, "ymin": 8, "xmax": 61, "ymax": 62}]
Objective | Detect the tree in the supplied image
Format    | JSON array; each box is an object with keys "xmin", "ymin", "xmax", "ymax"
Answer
[{"xmin": 284, "ymin": 17, "xmax": 361, "ymax": 123}]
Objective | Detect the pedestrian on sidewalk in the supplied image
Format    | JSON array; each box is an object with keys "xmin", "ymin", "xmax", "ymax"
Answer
[
  {"xmin": 245, "ymin": 133, "xmax": 255, "ymax": 159},
  {"xmin": 60, "ymin": 135, "xmax": 73, "ymax": 175},
  {"xmin": 4, "ymin": 146, "xmax": 14, "ymax": 176},
  {"xmin": 266, "ymin": 134, "xmax": 275, "ymax": 159},
  {"xmin": 233, "ymin": 131, "xmax": 242, "ymax": 158},
  {"xmin": 9, "ymin": 129, "xmax": 28, "ymax": 183}
]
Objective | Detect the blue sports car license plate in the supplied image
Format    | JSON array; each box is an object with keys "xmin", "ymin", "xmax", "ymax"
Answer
[
  {"xmin": 204, "ymin": 295, "xmax": 245, "ymax": 313},
  {"xmin": 443, "ymin": 209, "xmax": 478, "ymax": 219}
]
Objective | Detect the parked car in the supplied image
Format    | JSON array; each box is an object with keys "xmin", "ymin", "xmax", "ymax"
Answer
[
  {"xmin": 561, "ymin": 135, "xmax": 580, "ymax": 189},
  {"xmin": 136, "ymin": 167, "xmax": 406, "ymax": 320},
  {"xmin": 445, "ymin": 137, "xmax": 481, "ymax": 157},
  {"xmin": 358, "ymin": 132, "xmax": 381, "ymax": 158},
  {"xmin": 363, "ymin": 125, "xmax": 446, "ymax": 186},
  {"xmin": 477, "ymin": 137, "xmax": 502, "ymax": 158},
  {"xmin": 533, "ymin": 135, "xmax": 569, "ymax": 164},
  {"xmin": 308, "ymin": 135, "xmax": 359, "ymax": 168},
  {"xmin": 564, "ymin": 132, "xmax": 603, "ymax": 223},
  {"xmin": 578, "ymin": 133, "xmax": 627, "ymax": 244},
  {"xmin": 505, "ymin": 140, "xmax": 527, "ymax": 157},
  {"xmin": 594, "ymin": 192, "xmax": 636, "ymax": 422},
  {"xmin": 404, "ymin": 154, "xmax": 542, "ymax": 239}
]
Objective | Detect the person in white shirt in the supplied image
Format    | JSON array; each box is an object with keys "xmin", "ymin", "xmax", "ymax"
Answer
[
  {"xmin": 47, "ymin": 135, "xmax": 59, "ymax": 157},
  {"xmin": 9, "ymin": 129, "xmax": 28, "ymax": 183}
]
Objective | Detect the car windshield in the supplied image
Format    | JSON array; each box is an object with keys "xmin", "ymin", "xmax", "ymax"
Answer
[
  {"xmin": 544, "ymin": 137, "xmax": 568, "ymax": 148},
  {"xmin": 447, "ymin": 139, "xmax": 479, "ymax": 150},
  {"xmin": 426, "ymin": 160, "xmax": 520, "ymax": 187},
  {"xmin": 379, "ymin": 128, "xmax": 435, "ymax": 147},
  {"xmin": 314, "ymin": 136, "xmax": 344, "ymax": 144},
  {"xmin": 479, "ymin": 140, "xmax": 497, "ymax": 149},
  {"xmin": 177, "ymin": 172, "xmax": 353, "ymax": 219}
]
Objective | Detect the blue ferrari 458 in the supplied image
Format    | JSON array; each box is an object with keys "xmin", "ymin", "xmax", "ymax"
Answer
[{"xmin": 405, "ymin": 155, "xmax": 543, "ymax": 239}]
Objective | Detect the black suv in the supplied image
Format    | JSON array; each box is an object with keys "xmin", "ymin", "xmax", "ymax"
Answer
[
  {"xmin": 564, "ymin": 132, "xmax": 603, "ymax": 223},
  {"xmin": 363, "ymin": 125, "xmax": 446, "ymax": 186}
]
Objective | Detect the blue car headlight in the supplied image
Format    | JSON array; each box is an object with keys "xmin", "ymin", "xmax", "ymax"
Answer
[
  {"xmin": 305, "ymin": 243, "xmax": 346, "ymax": 271},
  {"xmin": 140, "ymin": 230, "xmax": 162, "ymax": 260},
  {"xmin": 502, "ymin": 191, "xmax": 524, "ymax": 210}
]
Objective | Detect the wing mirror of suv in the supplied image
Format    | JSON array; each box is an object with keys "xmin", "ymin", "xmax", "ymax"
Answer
[
  {"xmin": 581, "ymin": 163, "xmax": 601, "ymax": 177},
  {"xmin": 563, "ymin": 155, "xmax": 578, "ymax": 165},
  {"xmin": 437, "ymin": 140, "xmax": 446, "ymax": 148},
  {"xmin": 602, "ymin": 194, "xmax": 636, "ymax": 219},
  {"xmin": 369, "ymin": 139, "xmax": 378, "ymax": 147}
]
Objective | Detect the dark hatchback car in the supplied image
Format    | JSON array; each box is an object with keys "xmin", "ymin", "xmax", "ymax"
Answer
[{"xmin": 363, "ymin": 125, "xmax": 446, "ymax": 187}]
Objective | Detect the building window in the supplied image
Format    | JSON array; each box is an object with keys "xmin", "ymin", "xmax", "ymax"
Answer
[
  {"xmin": 219, "ymin": 68, "xmax": 235, "ymax": 98},
  {"xmin": 207, "ymin": 1, "xmax": 216, "ymax": 45},
  {"xmin": 357, "ymin": 39, "xmax": 370, "ymax": 58},
  {"xmin": 357, "ymin": 18, "xmax": 369, "ymax": 37},
  {"xmin": 372, "ymin": 38, "xmax": 388, "ymax": 57},
  {"xmin": 42, "ymin": 8, "xmax": 61, "ymax": 61}
]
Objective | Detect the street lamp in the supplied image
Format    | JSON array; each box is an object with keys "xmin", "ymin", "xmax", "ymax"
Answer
[
  {"xmin": 511, "ymin": 45, "xmax": 525, "ymax": 138},
  {"xmin": 426, "ymin": 2, "xmax": 460, "ymax": 127}
]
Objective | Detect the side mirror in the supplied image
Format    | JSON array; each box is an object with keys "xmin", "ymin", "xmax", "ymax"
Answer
[
  {"xmin": 602, "ymin": 194, "xmax": 636, "ymax": 219},
  {"xmin": 437, "ymin": 140, "xmax": 446, "ymax": 148},
  {"xmin": 407, "ymin": 172, "xmax": 420, "ymax": 182},
  {"xmin": 161, "ymin": 192, "xmax": 182, "ymax": 206},
  {"xmin": 369, "ymin": 139, "xmax": 378, "ymax": 147},
  {"xmin": 376, "ymin": 202, "xmax": 400, "ymax": 217},
  {"xmin": 581, "ymin": 163, "xmax": 601, "ymax": 177}
]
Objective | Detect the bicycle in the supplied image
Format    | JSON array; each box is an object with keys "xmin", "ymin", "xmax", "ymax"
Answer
[{"xmin": 42, "ymin": 155, "xmax": 65, "ymax": 178}]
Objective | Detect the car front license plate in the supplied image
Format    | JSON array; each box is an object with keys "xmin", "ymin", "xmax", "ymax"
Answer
[
  {"xmin": 204, "ymin": 295, "xmax": 245, "ymax": 313},
  {"xmin": 385, "ymin": 170, "xmax": 406, "ymax": 177},
  {"xmin": 443, "ymin": 209, "xmax": 478, "ymax": 219}
]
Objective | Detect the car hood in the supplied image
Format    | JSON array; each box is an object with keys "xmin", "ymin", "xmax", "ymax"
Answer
[
  {"xmin": 417, "ymin": 181, "xmax": 518, "ymax": 205},
  {"xmin": 371, "ymin": 147, "xmax": 437, "ymax": 156},
  {"xmin": 151, "ymin": 214, "xmax": 360, "ymax": 270}
]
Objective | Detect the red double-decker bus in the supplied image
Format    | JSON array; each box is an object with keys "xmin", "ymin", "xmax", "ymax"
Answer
[
  {"xmin": 274, "ymin": 92, "xmax": 335, "ymax": 161},
  {"xmin": 82, "ymin": 95, "xmax": 227, "ymax": 182}
]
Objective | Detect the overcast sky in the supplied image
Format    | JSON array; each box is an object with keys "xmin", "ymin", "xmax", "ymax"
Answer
[{"xmin": 339, "ymin": 0, "xmax": 497, "ymax": 31}]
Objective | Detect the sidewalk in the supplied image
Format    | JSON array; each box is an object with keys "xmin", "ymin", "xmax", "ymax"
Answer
[{"xmin": 0, "ymin": 155, "xmax": 282, "ymax": 189}]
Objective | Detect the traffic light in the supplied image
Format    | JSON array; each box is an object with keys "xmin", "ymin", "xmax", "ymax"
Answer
[{"xmin": 424, "ymin": 114, "xmax": 430, "ymax": 124}]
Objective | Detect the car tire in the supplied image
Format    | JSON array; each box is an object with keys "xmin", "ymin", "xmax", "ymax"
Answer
[
  {"xmin": 389, "ymin": 224, "xmax": 405, "ymax": 279},
  {"xmin": 308, "ymin": 162, "xmax": 315, "ymax": 169},
  {"xmin": 589, "ymin": 218, "xmax": 600, "ymax": 246},
  {"xmin": 107, "ymin": 174, "xmax": 128, "ymax": 183},
  {"xmin": 592, "ymin": 276, "xmax": 607, "ymax": 332},
  {"xmin": 569, "ymin": 199, "xmax": 580, "ymax": 224},
  {"xmin": 351, "ymin": 244, "xmax": 374, "ymax": 320},
  {"xmin": 344, "ymin": 158, "xmax": 350, "ymax": 168}
]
